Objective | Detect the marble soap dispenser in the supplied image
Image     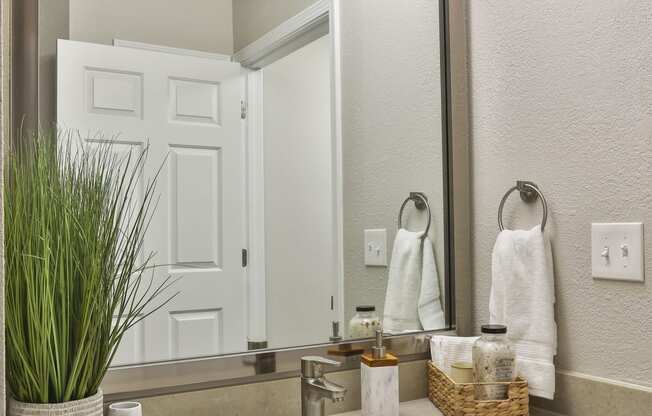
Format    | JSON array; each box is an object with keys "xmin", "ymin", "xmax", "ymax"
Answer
[{"xmin": 361, "ymin": 329, "xmax": 399, "ymax": 416}]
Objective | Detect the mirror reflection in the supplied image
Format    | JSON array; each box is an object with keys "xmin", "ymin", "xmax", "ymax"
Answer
[{"xmin": 34, "ymin": 0, "xmax": 447, "ymax": 366}]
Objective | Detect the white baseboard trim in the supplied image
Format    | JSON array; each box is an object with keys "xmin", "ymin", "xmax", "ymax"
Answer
[{"xmin": 556, "ymin": 369, "xmax": 652, "ymax": 393}]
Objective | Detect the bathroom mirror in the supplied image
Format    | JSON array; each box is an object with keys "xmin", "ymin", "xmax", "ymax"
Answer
[{"xmin": 11, "ymin": 0, "xmax": 453, "ymax": 368}]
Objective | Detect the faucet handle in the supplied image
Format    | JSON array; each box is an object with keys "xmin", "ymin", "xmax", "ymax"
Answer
[{"xmin": 301, "ymin": 356, "xmax": 341, "ymax": 378}]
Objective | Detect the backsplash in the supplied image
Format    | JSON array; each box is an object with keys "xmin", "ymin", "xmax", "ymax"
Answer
[{"xmin": 133, "ymin": 360, "xmax": 428, "ymax": 416}]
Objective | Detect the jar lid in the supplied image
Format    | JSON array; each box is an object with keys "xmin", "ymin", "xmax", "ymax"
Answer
[
  {"xmin": 481, "ymin": 324, "xmax": 507, "ymax": 334},
  {"xmin": 356, "ymin": 305, "xmax": 375, "ymax": 312}
]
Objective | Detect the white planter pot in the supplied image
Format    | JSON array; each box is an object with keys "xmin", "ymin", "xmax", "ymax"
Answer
[{"xmin": 8, "ymin": 389, "xmax": 103, "ymax": 416}]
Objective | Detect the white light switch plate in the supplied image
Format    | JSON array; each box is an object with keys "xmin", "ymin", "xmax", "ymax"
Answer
[
  {"xmin": 364, "ymin": 229, "xmax": 387, "ymax": 266},
  {"xmin": 591, "ymin": 222, "xmax": 644, "ymax": 282}
]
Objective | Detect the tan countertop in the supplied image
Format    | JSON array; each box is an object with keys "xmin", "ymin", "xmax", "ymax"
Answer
[
  {"xmin": 333, "ymin": 398, "xmax": 562, "ymax": 416},
  {"xmin": 333, "ymin": 398, "xmax": 442, "ymax": 416}
]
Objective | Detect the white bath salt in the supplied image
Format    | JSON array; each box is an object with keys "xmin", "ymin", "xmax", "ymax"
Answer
[{"xmin": 472, "ymin": 324, "xmax": 516, "ymax": 400}]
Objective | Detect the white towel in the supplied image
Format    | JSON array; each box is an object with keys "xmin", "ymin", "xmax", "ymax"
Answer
[
  {"xmin": 430, "ymin": 335, "xmax": 479, "ymax": 375},
  {"xmin": 383, "ymin": 229, "xmax": 445, "ymax": 332},
  {"xmin": 490, "ymin": 224, "xmax": 557, "ymax": 399},
  {"xmin": 419, "ymin": 236, "xmax": 446, "ymax": 330}
]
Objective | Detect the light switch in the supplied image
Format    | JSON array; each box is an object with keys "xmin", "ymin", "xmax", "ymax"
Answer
[
  {"xmin": 591, "ymin": 222, "xmax": 644, "ymax": 282},
  {"xmin": 364, "ymin": 229, "xmax": 387, "ymax": 266}
]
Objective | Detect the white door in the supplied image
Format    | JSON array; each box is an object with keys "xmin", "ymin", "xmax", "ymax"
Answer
[{"xmin": 57, "ymin": 39, "xmax": 247, "ymax": 364}]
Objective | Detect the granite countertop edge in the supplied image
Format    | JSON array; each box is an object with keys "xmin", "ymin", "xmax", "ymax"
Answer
[
  {"xmin": 332, "ymin": 398, "xmax": 563, "ymax": 416},
  {"xmin": 332, "ymin": 398, "xmax": 441, "ymax": 416}
]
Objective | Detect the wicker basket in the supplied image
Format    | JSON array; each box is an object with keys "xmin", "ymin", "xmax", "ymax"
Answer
[{"xmin": 427, "ymin": 361, "xmax": 529, "ymax": 416}]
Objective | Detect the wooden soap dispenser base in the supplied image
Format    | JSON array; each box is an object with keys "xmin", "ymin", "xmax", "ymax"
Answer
[{"xmin": 360, "ymin": 329, "xmax": 399, "ymax": 416}]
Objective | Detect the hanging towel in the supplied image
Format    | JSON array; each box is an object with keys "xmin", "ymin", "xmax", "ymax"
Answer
[
  {"xmin": 419, "ymin": 235, "xmax": 446, "ymax": 330},
  {"xmin": 383, "ymin": 229, "xmax": 445, "ymax": 333},
  {"xmin": 490, "ymin": 224, "xmax": 557, "ymax": 399},
  {"xmin": 430, "ymin": 335, "xmax": 479, "ymax": 375}
]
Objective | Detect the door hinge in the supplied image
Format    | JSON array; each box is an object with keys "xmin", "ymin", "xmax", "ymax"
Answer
[
  {"xmin": 242, "ymin": 248, "xmax": 248, "ymax": 267},
  {"xmin": 330, "ymin": 296, "xmax": 334, "ymax": 310},
  {"xmin": 241, "ymin": 100, "xmax": 247, "ymax": 119}
]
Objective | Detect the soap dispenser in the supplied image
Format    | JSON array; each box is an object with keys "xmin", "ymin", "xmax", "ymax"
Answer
[{"xmin": 361, "ymin": 329, "xmax": 399, "ymax": 416}]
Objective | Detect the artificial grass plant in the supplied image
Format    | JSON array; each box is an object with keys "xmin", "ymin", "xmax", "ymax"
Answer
[{"xmin": 5, "ymin": 130, "xmax": 176, "ymax": 403}]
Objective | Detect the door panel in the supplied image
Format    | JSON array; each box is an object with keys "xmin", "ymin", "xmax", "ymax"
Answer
[
  {"xmin": 169, "ymin": 309, "xmax": 223, "ymax": 358},
  {"xmin": 86, "ymin": 69, "xmax": 143, "ymax": 117},
  {"xmin": 58, "ymin": 39, "xmax": 246, "ymax": 364},
  {"xmin": 169, "ymin": 146, "xmax": 222, "ymax": 268},
  {"xmin": 169, "ymin": 78, "xmax": 221, "ymax": 125}
]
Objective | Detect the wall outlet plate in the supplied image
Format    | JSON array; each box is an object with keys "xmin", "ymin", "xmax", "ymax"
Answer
[
  {"xmin": 364, "ymin": 229, "xmax": 387, "ymax": 266},
  {"xmin": 591, "ymin": 222, "xmax": 644, "ymax": 282}
]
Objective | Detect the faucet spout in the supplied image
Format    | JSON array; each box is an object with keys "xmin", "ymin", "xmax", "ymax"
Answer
[{"xmin": 305, "ymin": 377, "xmax": 347, "ymax": 402}]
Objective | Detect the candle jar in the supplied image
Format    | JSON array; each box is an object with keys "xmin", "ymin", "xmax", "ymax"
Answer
[
  {"xmin": 348, "ymin": 305, "xmax": 381, "ymax": 338},
  {"xmin": 472, "ymin": 324, "xmax": 516, "ymax": 400}
]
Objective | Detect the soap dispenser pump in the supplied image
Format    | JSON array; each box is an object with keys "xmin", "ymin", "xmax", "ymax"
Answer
[{"xmin": 361, "ymin": 329, "xmax": 399, "ymax": 416}]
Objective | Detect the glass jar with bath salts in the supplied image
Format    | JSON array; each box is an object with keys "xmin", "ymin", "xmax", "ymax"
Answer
[
  {"xmin": 348, "ymin": 305, "xmax": 381, "ymax": 338},
  {"xmin": 472, "ymin": 324, "xmax": 516, "ymax": 400}
]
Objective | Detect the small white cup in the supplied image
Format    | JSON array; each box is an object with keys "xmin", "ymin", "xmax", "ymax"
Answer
[{"xmin": 108, "ymin": 401, "xmax": 142, "ymax": 416}]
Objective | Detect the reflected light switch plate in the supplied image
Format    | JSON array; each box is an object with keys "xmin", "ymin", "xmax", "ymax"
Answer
[
  {"xmin": 364, "ymin": 229, "xmax": 387, "ymax": 266},
  {"xmin": 591, "ymin": 222, "xmax": 644, "ymax": 282}
]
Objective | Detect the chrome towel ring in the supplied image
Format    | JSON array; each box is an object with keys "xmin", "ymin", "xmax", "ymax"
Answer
[
  {"xmin": 398, "ymin": 192, "xmax": 431, "ymax": 238},
  {"xmin": 498, "ymin": 180, "xmax": 548, "ymax": 232}
]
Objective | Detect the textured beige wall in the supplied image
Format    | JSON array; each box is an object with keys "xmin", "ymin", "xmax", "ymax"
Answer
[
  {"xmin": 232, "ymin": 0, "xmax": 319, "ymax": 51},
  {"xmin": 468, "ymin": 0, "xmax": 652, "ymax": 387},
  {"xmin": 69, "ymin": 0, "xmax": 234, "ymax": 54},
  {"xmin": 341, "ymin": 0, "xmax": 444, "ymax": 331},
  {"xmin": 38, "ymin": 0, "xmax": 68, "ymax": 128}
]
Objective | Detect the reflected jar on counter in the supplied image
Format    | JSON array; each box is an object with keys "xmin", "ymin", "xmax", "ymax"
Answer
[{"xmin": 348, "ymin": 305, "xmax": 381, "ymax": 338}]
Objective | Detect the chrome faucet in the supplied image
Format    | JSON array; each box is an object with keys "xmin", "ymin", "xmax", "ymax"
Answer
[{"xmin": 300, "ymin": 356, "xmax": 346, "ymax": 416}]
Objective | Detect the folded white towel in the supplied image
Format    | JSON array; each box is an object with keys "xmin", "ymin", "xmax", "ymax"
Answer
[
  {"xmin": 490, "ymin": 224, "xmax": 557, "ymax": 399},
  {"xmin": 383, "ymin": 229, "xmax": 445, "ymax": 332},
  {"xmin": 430, "ymin": 335, "xmax": 479, "ymax": 375},
  {"xmin": 513, "ymin": 343, "xmax": 556, "ymax": 399}
]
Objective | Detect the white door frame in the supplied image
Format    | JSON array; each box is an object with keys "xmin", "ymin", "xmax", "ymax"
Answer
[
  {"xmin": 237, "ymin": 0, "xmax": 345, "ymax": 335},
  {"xmin": 232, "ymin": 1, "xmax": 330, "ymax": 69},
  {"xmin": 329, "ymin": 0, "xmax": 345, "ymax": 333},
  {"xmin": 244, "ymin": 70, "xmax": 267, "ymax": 346},
  {"xmin": 113, "ymin": 39, "xmax": 232, "ymax": 61}
]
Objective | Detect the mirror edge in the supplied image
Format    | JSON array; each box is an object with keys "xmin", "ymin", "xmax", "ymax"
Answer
[
  {"xmin": 444, "ymin": 0, "xmax": 472, "ymax": 337},
  {"xmin": 0, "ymin": 0, "xmax": 11, "ymax": 410}
]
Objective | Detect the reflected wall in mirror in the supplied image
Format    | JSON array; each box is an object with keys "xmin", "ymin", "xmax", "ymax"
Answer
[
  {"xmin": 339, "ymin": 1, "xmax": 446, "ymax": 338},
  {"xmin": 22, "ymin": 0, "xmax": 448, "ymax": 366}
]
